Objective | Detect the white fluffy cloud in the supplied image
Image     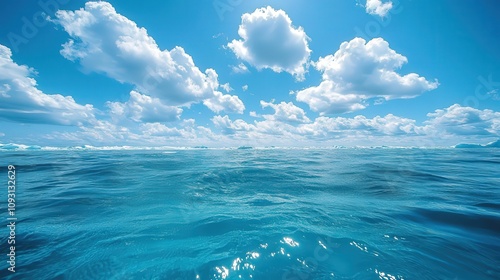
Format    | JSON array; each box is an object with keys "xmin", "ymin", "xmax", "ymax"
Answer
[
  {"xmin": 203, "ymin": 91, "xmax": 246, "ymax": 114},
  {"xmin": 212, "ymin": 100, "xmax": 311, "ymax": 138},
  {"xmin": 425, "ymin": 104, "xmax": 500, "ymax": 136},
  {"xmin": 50, "ymin": 102, "xmax": 500, "ymax": 147},
  {"xmin": 107, "ymin": 91, "xmax": 182, "ymax": 123},
  {"xmin": 295, "ymin": 81, "xmax": 367, "ymax": 114},
  {"xmin": 212, "ymin": 115, "xmax": 254, "ymax": 135},
  {"xmin": 228, "ymin": 6, "xmax": 311, "ymax": 81},
  {"xmin": 296, "ymin": 38, "xmax": 439, "ymax": 114},
  {"xmin": 260, "ymin": 100, "xmax": 310, "ymax": 123},
  {"xmin": 0, "ymin": 44, "xmax": 95, "ymax": 125},
  {"xmin": 211, "ymin": 106, "xmax": 421, "ymax": 140},
  {"xmin": 297, "ymin": 114, "xmax": 421, "ymax": 138},
  {"xmin": 51, "ymin": 120, "xmax": 135, "ymax": 144},
  {"xmin": 53, "ymin": 118, "xmax": 221, "ymax": 146},
  {"xmin": 54, "ymin": 1, "xmax": 243, "ymax": 114},
  {"xmin": 365, "ymin": 0, "xmax": 393, "ymax": 17},
  {"xmin": 140, "ymin": 122, "xmax": 196, "ymax": 138}
]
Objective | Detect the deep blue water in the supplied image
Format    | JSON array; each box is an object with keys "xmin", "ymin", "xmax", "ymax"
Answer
[{"xmin": 0, "ymin": 148, "xmax": 499, "ymax": 279}]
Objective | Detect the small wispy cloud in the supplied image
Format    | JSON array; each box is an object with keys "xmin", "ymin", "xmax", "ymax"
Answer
[
  {"xmin": 231, "ymin": 63, "xmax": 249, "ymax": 74},
  {"xmin": 220, "ymin": 83, "xmax": 233, "ymax": 93},
  {"xmin": 365, "ymin": 0, "xmax": 393, "ymax": 17}
]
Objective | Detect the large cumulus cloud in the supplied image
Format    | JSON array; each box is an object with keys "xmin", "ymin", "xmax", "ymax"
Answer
[
  {"xmin": 228, "ymin": 6, "xmax": 311, "ymax": 81},
  {"xmin": 296, "ymin": 38, "xmax": 439, "ymax": 114},
  {"xmin": 54, "ymin": 1, "xmax": 244, "ymax": 116}
]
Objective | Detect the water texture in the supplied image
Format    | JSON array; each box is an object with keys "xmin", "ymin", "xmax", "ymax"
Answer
[{"xmin": 0, "ymin": 148, "xmax": 499, "ymax": 279}]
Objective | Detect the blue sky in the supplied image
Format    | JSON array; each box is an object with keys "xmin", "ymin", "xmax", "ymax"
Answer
[{"xmin": 0, "ymin": 0, "xmax": 499, "ymax": 147}]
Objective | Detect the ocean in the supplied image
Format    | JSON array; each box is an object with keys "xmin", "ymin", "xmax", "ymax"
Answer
[{"xmin": 0, "ymin": 148, "xmax": 499, "ymax": 279}]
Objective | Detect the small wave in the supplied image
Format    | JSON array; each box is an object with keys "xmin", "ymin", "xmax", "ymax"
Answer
[{"xmin": 406, "ymin": 207, "xmax": 500, "ymax": 234}]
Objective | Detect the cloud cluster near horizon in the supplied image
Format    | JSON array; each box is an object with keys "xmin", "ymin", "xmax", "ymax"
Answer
[
  {"xmin": 212, "ymin": 104, "xmax": 500, "ymax": 141},
  {"xmin": 0, "ymin": 1, "xmax": 498, "ymax": 147}
]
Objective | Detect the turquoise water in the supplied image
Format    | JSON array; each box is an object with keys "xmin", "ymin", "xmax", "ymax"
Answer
[{"xmin": 0, "ymin": 149, "xmax": 499, "ymax": 279}]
